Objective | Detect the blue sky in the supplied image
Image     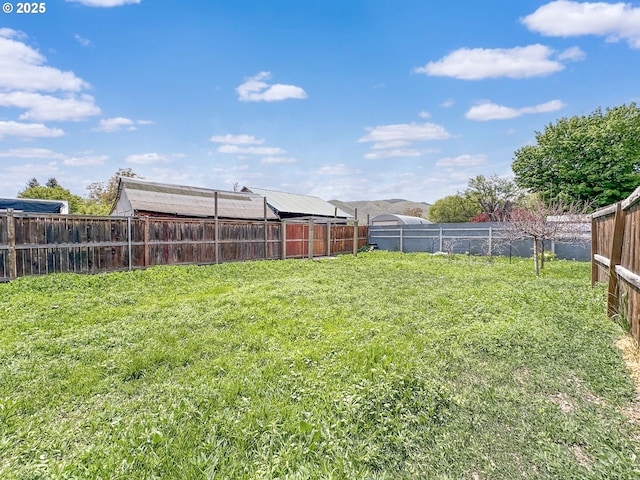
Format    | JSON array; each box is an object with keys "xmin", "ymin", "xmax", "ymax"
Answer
[{"xmin": 1, "ymin": 0, "xmax": 639, "ymax": 203}]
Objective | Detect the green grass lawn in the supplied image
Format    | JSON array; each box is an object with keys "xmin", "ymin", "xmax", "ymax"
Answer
[{"xmin": 1, "ymin": 252, "xmax": 639, "ymax": 479}]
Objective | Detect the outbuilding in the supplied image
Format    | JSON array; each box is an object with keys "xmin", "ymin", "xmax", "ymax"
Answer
[
  {"xmin": 0, "ymin": 198, "xmax": 69, "ymax": 214},
  {"xmin": 369, "ymin": 213, "xmax": 431, "ymax": 226},
  {"xmin": 242, "ymin": 186, "xmax": 352, "ymax": 222},
  {"xmin": 111, "ymin": 177, "xmax": 278, "ymax": 220}
]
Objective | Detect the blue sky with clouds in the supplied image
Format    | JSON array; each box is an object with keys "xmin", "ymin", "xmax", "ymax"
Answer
[{"xmin": 1, "ymin": 0, "xmax": 639, "ymax": 202}]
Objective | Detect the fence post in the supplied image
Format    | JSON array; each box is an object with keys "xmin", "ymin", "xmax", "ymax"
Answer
[
  {"xmin": 264, "ymin": 197, "xmax": 269, "ymax": 259},
  {"xmin": 143, "ymin": 216, "xmax": 150, "ymax": 267},
  {"xmin": 591, "ymin": 216, "xmax": 598, "ymax": 287},
  {"xmin": 439, "ymin": 226, "xmax": 443, "ymax": 252},
  {"xmin": 127, "ymin": 217, "xmax": 132, "ymax": 271},
  {"xmin": 353, "ymin": 220, "xmax": 359, "ymax": 256},
  {"xmin": 326, "ymin": 222, "xmax": 331, "ymax": 256},
  {"xmin": 607, "ymin": 202, "xmax": 626, "ymax": 317},
  {"xmin": 281, "ymin": 221, "xmax": 287, "ymax": 259},
  {"xmin": 488, "ymin": 225, "xmax": 493, "ymax": 256},
  {"xmin": 400, "ymin": 226, "xmax": 404, "ymax": 253},
  {"xmin": 7, "ymin": 209, "xmax": 17, "ymax": 279},
  {"xmin": 214, "ymin": 192, "xmax": 219, "ymax": 264},
  {"xmin": 308, "ymin": 218, "xmax": 314, "ymax": 259}
]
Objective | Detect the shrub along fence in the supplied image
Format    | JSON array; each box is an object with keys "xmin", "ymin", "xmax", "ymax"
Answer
[
  {"xmin": 369, "ymin": 222, "xmax": 591, "ymax": 261},
  {"xmin": 591, "ymin": 186, "xmax": 640, "ymax": 344},
  {"xmin": 0, "ymin": 210, "xmax": 368, "ymax": 281}
]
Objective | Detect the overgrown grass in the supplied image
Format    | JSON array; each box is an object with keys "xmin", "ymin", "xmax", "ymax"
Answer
[{"xmin": 1, "ymin": 252, "xmax": 639, "ymax": 479}]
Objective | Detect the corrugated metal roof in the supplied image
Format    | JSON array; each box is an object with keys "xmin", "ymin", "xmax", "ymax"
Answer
[
  {"xmin": 244, "ymin": 187, "xmax": 351, "ymax": 218},
  {"xmin": 115, "ymin": 178, "xmax": 277, "ymax": 219},
  {"xmin": 370, "ymin": 214, "xmax": 432, "ymax": 225}
]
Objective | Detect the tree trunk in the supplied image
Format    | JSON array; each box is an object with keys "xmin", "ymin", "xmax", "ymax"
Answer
[
  {"xmin": 533, "ymin": 238, "xmax": 540, "ymax": 276},
  {"xmin": 540, "ymin": 240, "xmax": 545, "ymax": 270}
]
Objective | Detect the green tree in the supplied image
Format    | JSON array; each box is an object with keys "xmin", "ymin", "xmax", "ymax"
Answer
[
  {"xmin": 465, "ymin": 175, "xmax": 521, "ymax": 221},
  {"xmin": 427, "ymin": 194, "xmax": 480, "ymax": 223},
  {"xmin": 86, "ymin": 168, "xmax": 142, "ymax": 213},
  {"xmin": 18, "ymin": 185, "xmax": 84, "ymax": 214},
  {"xmin": 26, "ymin": 177, "xmax": 40, "ymax": 189},
  {"xmin": 45, "ymin": 177, "xmax": 60, "ymax": 188},
  {"xmin": 512, "ymin": 103, "xmax": 640, "ymax": 209}
]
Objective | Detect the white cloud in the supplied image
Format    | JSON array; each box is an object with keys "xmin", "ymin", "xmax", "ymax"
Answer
[
  {"xmin": 416, "ymin": 44, "xmax": 564, "ymax": 80},
  {"xmin": 316, "ymin": 164, "xmax": 362, "ymax": 175},
  {"xmin": 418, "ymin": 111, "xmax": 431, "ymax": 119},
  {"xmin": 95, "ymin": 117, "xmax": 135, "ymax": 132},
  {"xmin": 0, "ymin": 147, "xmax": 65, "ymax": 159},
  {"xmin": 74, "ymin": 34, "xmax": 92, "ymax": 47},
  {"xmin": 217, "ymin": 145, "xmax": 286, "ymax": 155},
  {"xmin": 261, "ymin": 156, "xmax": 297, "ymax": 164},
  {"xmin": 441, "ymin": 99, "xmax": 455, "ymax": 108},
  {"xmin": 209, "ymin": 134, "xmax": 264, "ymax": 145},
  {"xmin": 236, "ymin": 72, "xmax": 307, "ymax": 102},
  {"xmin": 0, "ymin": 29, "xmax": 89, "ymax": 92},
  {"xmin": 364, "ymin": 149, "xmax": 423, "ymax": 160},
  {"xmin": 66, "ymin": 0, "xmax": 141, "ymax": 7},
  {"xmin": 63, "ymin": 155, "xmax": 109, "ymax": 166},
  {"xmin": 0, "ymin": 121, "xmax": 64, "ymax": 138},
  {"xmin": 435, "ymin": 154, "xmax": 488, "ymax": 167},
  {"xmin": 94, "ymin": 117, "xmax": 153, "ymax": 132},
  {"xmin": 94, "ymin": 117, "xmax": 140, "ymax": 132},
  {"xmin": 557, "ymin": 46, "xmax": 586, "ymax": 61},
  {"xmin": 359, "ymin": 122, "xmax": 450, "ymax": 146},
  {"xmin": 125, "ymin": 153, "xmax": 171, "ymax": 164},
  {"xmin": 0, "ymin": 147, "xmax": 107, "ymax": 168},
  {"xmin": 4, "ymin": 162, "xmax": 60, "ymax": 177},
  {"xmin": 371, "ymin": 140, "xmax": 411, "ymax": 150},
  {"xmin": 465, "ymin": 99, "xmax": 566, "ymax": 121},
  {"xmin": 522, "ymin": 0, "xmax": 640, "ymax": 48},
  {"xmin": 360, "ymin": 121, "xmax": 450, "ymax": 159},
  {"xmin": 0, "ymin": 92, "xmax": 100, "ymax": 121}
]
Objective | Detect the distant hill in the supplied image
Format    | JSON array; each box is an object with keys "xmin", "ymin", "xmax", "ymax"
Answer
[{"xmin": 330, "ymin": 199, "xmax": 431, "ymax": 223}]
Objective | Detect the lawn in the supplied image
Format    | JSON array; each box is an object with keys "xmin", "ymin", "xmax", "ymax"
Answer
[{"xmin": 0, "ymin": 252, "xmax": 639, "ymax": 479}]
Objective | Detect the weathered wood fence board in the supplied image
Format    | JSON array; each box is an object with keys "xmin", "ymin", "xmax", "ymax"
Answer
[
  {"xmin": 0, "ymin": 212, "xmax": 368, "ymax": 281},
  {"xmin": 592, "ymin": 185, "xmax": 640, "ymax": 345}
]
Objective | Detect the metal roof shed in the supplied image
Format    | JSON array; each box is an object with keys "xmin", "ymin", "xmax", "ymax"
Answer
[
  {"xmin": 0, "ymin": 198, "xmax": 69, "ymax": 214},
  {"xmin": 111, "ymin": 178, "xmax": 278, "ymax": 220},
  {"xmin": 243, "ymin": 187, "xmax": 352, "ymax": 221},
  {"xmin": 370, "ymin": 214, "xmax": 431, "ymax": 226}
]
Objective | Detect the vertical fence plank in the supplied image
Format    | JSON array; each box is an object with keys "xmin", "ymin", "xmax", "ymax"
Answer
[
  {"xmin": 607, "ymin": 203, "xmax": 627, "ymax": 317},
  {"xmin": 308, "ymin": 219, "xmax": 314, "ymax": 259},
  {"xmin": 143, "ymin": 217, "xmax": 150, "ymax": 267},
  {"xmin": 591, "ymin": 215, "xmax": 598, "ymax": 286},
  {"xmin": 281, "ymin": 221, "xmax": 287, "ymax": 259},
  {"xmin": 7, "ymin": 209, "xmax": 17, "ymax": 279},
  {"xmin": 263, "ymin": 198, "xmax": 269, "ymax": 260},
  {"xmin": 353, "ymin": 220, "xmax": 358, "ymax": 256}
]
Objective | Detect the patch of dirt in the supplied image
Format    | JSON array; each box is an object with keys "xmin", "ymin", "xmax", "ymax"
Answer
[
  {"xmin": 570, "ymin": 444, "xmax": 593, "ymax": 469},
  {"xmin": 514, "ymin": 368, "xmax": 530, "ymax": 387},
  {"xmin": 549, "ymin": 392, "xmax": 574, "ymax": 414},
  {"xmin": 616, "ymin": 335, "xmax": 640, "ymax": 424}
]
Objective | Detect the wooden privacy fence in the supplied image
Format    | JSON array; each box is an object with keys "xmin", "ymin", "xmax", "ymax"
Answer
[
  {"xmin": 0, "ymin": 211, "xmax": 368, "ymax": 281},
  {"xmin": 591, "ymin": 185, "xmax": 640, "ymax": 344}
]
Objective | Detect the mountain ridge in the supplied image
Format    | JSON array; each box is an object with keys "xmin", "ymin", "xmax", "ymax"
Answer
[{"xmin": 329, "ymin": 199, "xmax": 431, "ymax": 222}]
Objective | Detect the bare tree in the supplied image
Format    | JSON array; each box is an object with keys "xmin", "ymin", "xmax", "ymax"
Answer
[
  {"xmin": 503, "ymin": 199, "xmax": 590, "ymax": 275},
  {"xmin": 403, "ymin": 207, "xmax": 425, "ymax": 218}
]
